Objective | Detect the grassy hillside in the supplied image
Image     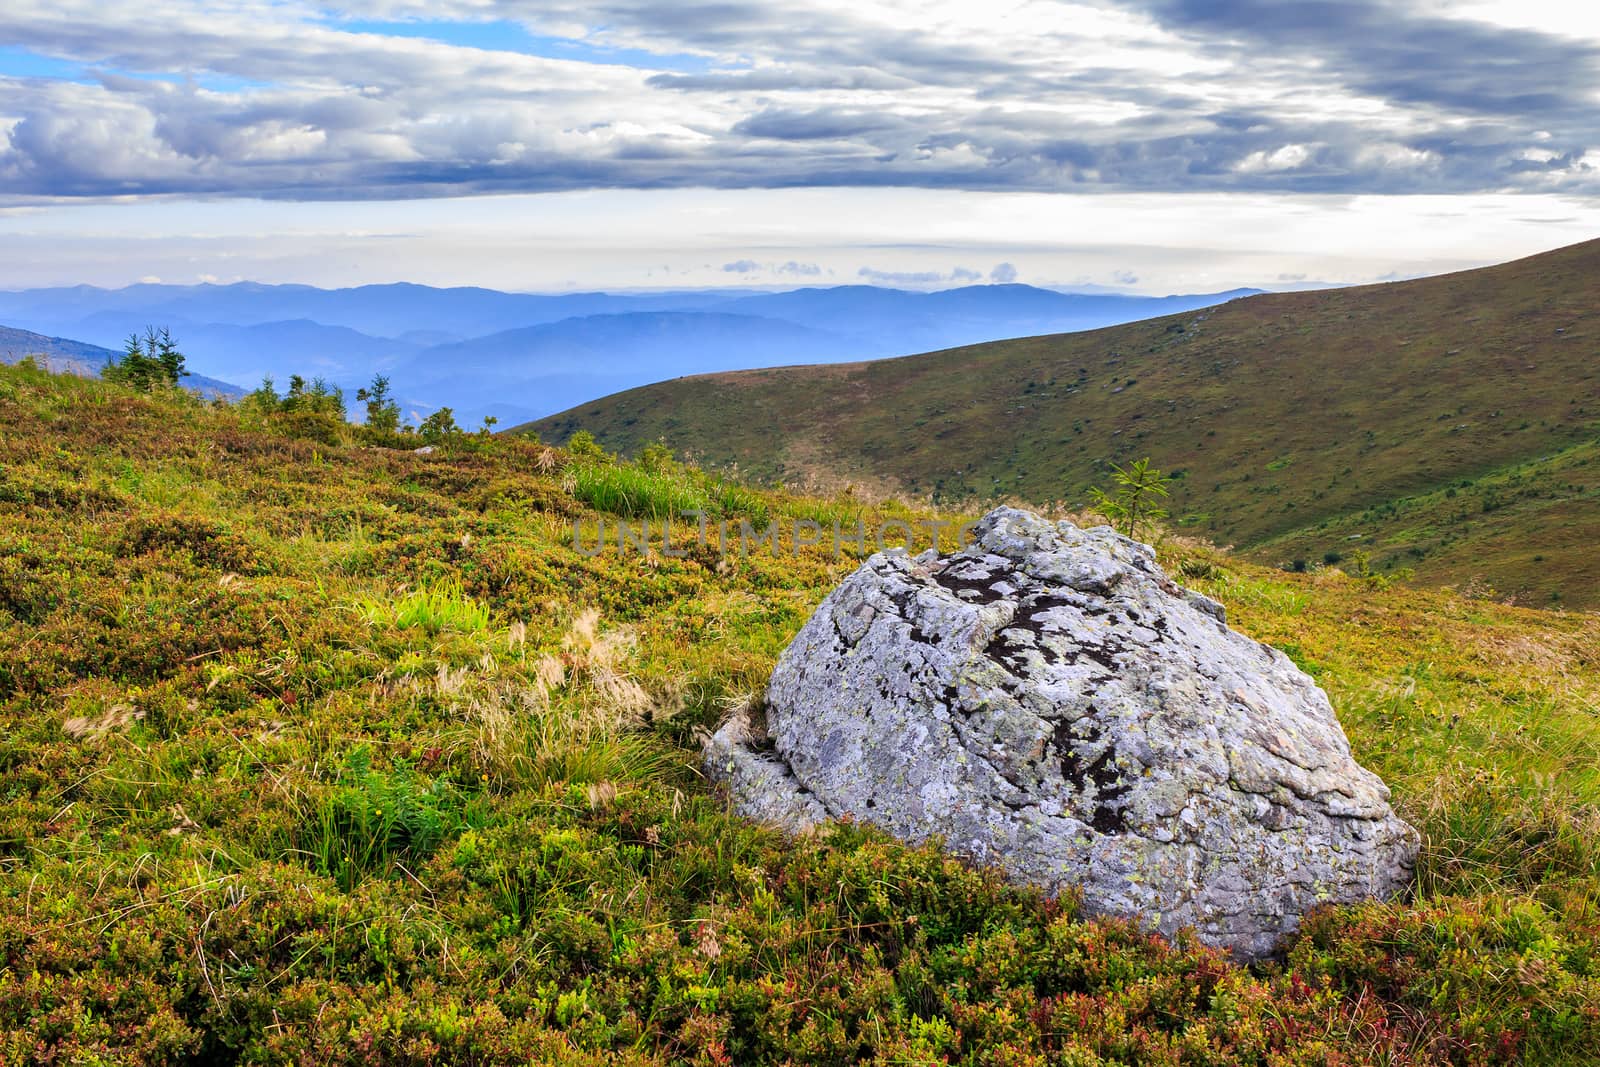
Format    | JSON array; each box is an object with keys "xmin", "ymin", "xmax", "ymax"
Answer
[
  {"xmin": 0, "ymin": 325, "xmax": 120, "ymax": 375},
  {"xmin": 526, "ymin": 238, "xmax": 1600, "ymax": 607},
  {"xmin": 1, "ymin": 324, "xmax": 244, "ymax": 399},
  {"xmin": 6, "ymin": 362, "xmax": 1600, "ymax": 1063}
]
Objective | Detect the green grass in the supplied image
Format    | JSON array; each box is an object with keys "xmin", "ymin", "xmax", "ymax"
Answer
[
  {"xmin": 568, "ymin": 455, "xmax": 772, "ymax": 527},
  {"xmin": 288, "ymin": 749, "xmax": 481, "ymax": 890},
  {"xmin": 525, "ymin": 237, "xmax": 1600, "ymax": 608},
  {"xmin": 357, "ymin": 580, "xmax": 493, "ymax": 633},
  {"xmin": 5, "ymin": 360, "xmax": 1600, "ymax": 1063},
  {"xmin": 568, "ymin": 459, "xmax": 710, "ymax": 519}
]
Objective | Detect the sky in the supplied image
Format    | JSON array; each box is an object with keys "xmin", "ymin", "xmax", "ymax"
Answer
[{"xmin": 1, "ymin": 0, "xmax": 1598, "ymax": 293}]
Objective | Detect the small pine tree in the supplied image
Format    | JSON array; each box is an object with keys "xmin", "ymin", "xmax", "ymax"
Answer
[
  {"xmin": 356, "ymin": 374, "xmax": 401, "ymax": 434},
  {"xmin": 244, "ymin": 375, "xmax": 281, "ymax": 414},
  {"xmin": 308, "ymin": 377, "xmax": 345, "ymax": 420},
  {"xmin": 1089, "ymin": 457, "xmax": 1172, "ymax": 542},
  {"xmin": 104, "ymin": 327, "xmax": 187, "ymax": 392},
  {"xmin": 152, "ymin": 327, "xmax": 185, "ymax": 384},
  {"xmin": 283, "ymin": 375, "xmax": 310, "ymax": 411},
  {"xmin": 277, "ymin": 375, "xmax": 346, "ymax": 419},
  {"xmin": 103, "ymin": 334, "xmax": 153, "ymax": 391}
]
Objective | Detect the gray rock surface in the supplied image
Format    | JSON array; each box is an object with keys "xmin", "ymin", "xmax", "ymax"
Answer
[{"xmin": 704, "ymin": 506, "xmax": 1419, "ymax": 960}]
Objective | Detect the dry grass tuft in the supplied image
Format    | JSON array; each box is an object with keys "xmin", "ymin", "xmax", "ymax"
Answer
[{"xmin": 63, "ymin": 703, "xmax": 145, "ymax": 740}]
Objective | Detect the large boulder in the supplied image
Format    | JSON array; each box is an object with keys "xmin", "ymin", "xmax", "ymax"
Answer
[{"xmin": 705, "ymin": 507, "xmax": 1419, "ymax": 960}]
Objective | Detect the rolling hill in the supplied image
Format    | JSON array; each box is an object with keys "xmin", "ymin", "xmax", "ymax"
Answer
[
  {"xmin": 0, "ymin": 325, "xmax": 243, "ymax": 399},
  {"xmin": 526, "ymin": 238, "xmax": 1600, "ymax": 607},
  {"xmin": 0, "ymin": 325, "xmax": 119, "ymax": 376}
]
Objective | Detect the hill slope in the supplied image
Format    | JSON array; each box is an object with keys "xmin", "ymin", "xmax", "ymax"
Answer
[
  {"xmin": 4, "ymin": 361, "xmax": 1600, "ymax": 1061},
  {"xmin": 0, "ymin": 325, "xmax": 115, "ymax": 375},
  {"xmin": 0, "ymin": 324, "xmax": 243, "ymax": 398},
  {"xmin": 528, "ymin": 238, "xmax": 1600, "ymax": 607}
]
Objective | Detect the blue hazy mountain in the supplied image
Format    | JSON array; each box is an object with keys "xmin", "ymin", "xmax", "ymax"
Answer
[
  {"xmin": 0, "ymin": 280, "xmax": 1263, "ymax": 425},
  {"xmin": 398, "ymin": 311, "xmax": 850, "ymax": 420},
  {"xmin": 0, "ymin": 283, "xmax": 736, "ymax": 339}
]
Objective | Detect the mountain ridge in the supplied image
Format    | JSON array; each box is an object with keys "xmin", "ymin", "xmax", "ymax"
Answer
[{"xmin": 0, "ymin": 280, "xmax": 1264, "ymax": 424}]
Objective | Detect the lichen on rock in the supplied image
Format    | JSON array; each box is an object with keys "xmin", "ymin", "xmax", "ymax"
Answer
[{"xmin": 704, "ymin": 506, "xmax": 1420, "ymax": 960}]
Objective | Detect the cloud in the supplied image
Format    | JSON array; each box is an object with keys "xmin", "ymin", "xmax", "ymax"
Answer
[
  {"xmin": 732, "ymin": 107, "xmax": 907, "ymax": 142},
  {"xmin": 1111, "ymin": 269, "xmax": 1138, "ymax": 285},
  {"xmin": 857, "ymin": 266, "xmax": 947, "ymax": 285},
  {"xmin": 722, "ymin": 259, "xmax": 823, "ymax": 276},
  {"xmin": 989, "ymin": 262, "xmax": 1018, "ymax": 283},
  {"xmin": 0, "ymin": 0, "xmax": 1596, "ymax": 200},
  {"xmin": 857, "ymin": 264, "xmax": 992, "ymax": 285},
  {"xmin": 1126, "ymin": 0, "xmax": 1599, "ymax": 120},
  {"xmin": 1234, "ymin": 144, "xmax": 1315, "ymax": 174}
]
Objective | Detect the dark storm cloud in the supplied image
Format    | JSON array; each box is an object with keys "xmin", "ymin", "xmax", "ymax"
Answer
[
  {"xmin": 1128, "ymin": 0, "xmax": 1599, "ymax": 119},
  {"xmin": 732, "ymin": 108, "xmax": 908, "ymax": 141}
]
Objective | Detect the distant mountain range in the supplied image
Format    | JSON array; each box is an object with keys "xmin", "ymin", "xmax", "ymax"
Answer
[
  {"xmin": 0, "ymin": 281, "xmax": 1261, "ymax": 426},
  {"xmin": 525, "ymin": 237, "xmax": 1600, "ymax": 608},
  {"xmin": 0, "ymin": 326, "xmax": 243, "ymax": 399}
]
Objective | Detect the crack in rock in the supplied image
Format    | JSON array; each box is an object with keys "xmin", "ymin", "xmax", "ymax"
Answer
[{"xmin": 704, "ymin": 506, "xmax": 1420, "ymax": 961}]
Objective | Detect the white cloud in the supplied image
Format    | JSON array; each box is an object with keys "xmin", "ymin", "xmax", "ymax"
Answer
[
  {"xmin": 1234, "ymin": 144, "xmax": 1313, "ymax": 174},
  {"xmin": 1356, "ymin": 143, "xmax": 1440, "ymax": 169}
]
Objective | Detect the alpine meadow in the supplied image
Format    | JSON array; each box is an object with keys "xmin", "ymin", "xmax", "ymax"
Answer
[
  {"xmin": 2, "ymin": 354, "xmax": 1599, "ymax": 1062},
  {"xmin": 6, "ymin": 0, "xmax": 1600, "ymax": 1063}
]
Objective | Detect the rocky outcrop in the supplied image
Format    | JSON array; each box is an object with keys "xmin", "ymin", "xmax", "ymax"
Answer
[{"xmin": 705, "ymin": 507, "xmax": 1419, "ymax": 960}]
